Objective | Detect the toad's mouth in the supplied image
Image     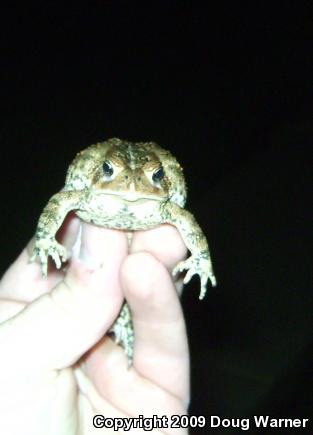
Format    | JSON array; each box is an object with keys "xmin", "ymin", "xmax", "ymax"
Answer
[{"xmin": 99, "ymin": 190, "xmax": 168, "ymax": 202}]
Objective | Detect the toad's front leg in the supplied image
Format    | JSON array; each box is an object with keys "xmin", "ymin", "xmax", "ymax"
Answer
[
  {"xmin": 162, "ymin": 202, "xmax": 216, "ymax": 300},
  {"xmin": 30, "ymin": 190, "xmax": 84, "ymax": 276}
]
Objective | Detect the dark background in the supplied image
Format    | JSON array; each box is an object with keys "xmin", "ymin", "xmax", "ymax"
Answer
[{"xmin": 0, "ymin": 2, "xmax": 312, "ymax": 433}]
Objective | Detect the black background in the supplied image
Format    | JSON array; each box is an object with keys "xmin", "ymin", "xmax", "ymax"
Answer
[{"xmin": 0, "ymin": 2, "xmax": 312, "ymax": 433}]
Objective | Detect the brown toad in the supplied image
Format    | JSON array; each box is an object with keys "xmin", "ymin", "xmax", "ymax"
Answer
[{"xmin": 31, "ymin": 138, "xmax": 216, "ymax": 363}]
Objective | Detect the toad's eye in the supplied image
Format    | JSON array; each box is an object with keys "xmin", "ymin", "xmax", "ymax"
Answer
[
  {"xmin": 103, "ymin": 161, "xmax": 114, "ymax": 177},
  {"xmin": 152, "ymin": 167, "xmax": 164, "ymax": 183}
]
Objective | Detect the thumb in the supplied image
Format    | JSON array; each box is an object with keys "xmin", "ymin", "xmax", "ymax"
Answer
[{"xmin": 0, "ymin": 224, "xmax": 127, "ymax": 374}]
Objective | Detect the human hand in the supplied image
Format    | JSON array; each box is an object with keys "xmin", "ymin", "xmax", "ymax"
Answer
[{"xmin": 0, "ymin": 217, "xmax": 189, "ymax": 434}]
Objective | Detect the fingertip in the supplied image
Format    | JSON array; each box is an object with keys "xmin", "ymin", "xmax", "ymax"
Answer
[
  {"xmin": 71, "ymin": 223, "xmax": 128, "ymax": 274},
  {"xmin": 131, "ymin": 225, "xmax": 187, "ymax": 270},
  {"xmin": 120, "ymin": 252, "xmax": 184, "ymax": 329},
  {"xmin": 57, "ymin": 212, "xmax": 81, "ymax": 252},
  {"xmin": 121, "ymin": 252, "xmax": 172, "ymax": 304}
]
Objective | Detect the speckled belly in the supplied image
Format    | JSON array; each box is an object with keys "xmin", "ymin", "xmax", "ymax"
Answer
[{"xmin": 75, "ymin": 195, "xmax": 165, "ymax": 231}]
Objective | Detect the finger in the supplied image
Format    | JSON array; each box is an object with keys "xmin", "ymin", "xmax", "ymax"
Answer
[
  {"xmin": 57, "ymin": 211, "xmax": 81, "ymax": 252},
  {"xmin": 0, "ymin": 224, "xmax": 128, "ymax": 374},
  {"xmin": 121, "ymin": 252, "xmax": 190, "ymax": 403},
  {"xmin": 131, "ymin": 225, "xmax": 187, "ymax": 295},
  {"xmin": 131, "ymin": 224, "xmax": 187, "ymax": 271},
  {"xmin": 83, "ymin": 337, "xmax": 187, "ymax": 424}
]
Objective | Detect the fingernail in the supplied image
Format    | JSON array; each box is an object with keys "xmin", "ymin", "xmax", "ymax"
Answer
[{"xmin": 78, "ymin": 223, "xmax": 104, "ymax": 270}]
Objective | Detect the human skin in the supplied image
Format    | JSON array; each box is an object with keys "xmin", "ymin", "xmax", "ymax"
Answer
[{"xmin": 0, "ymin": 218, "xmax": 189, "ymax": 435}]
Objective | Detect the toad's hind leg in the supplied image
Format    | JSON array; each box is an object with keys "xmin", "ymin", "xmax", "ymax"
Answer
[{"xmin": 110, "ymin": 302, "xmax": 134, "ymax": 366}]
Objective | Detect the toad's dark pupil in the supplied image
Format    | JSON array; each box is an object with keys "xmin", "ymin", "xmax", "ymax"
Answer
[
  {"xmin": 103, "ymin": 161, "xmax": 113, "ymax": 176},
  {"xmin": 152, "ymin": 167, "xmax": 164, "ymax": 182}
]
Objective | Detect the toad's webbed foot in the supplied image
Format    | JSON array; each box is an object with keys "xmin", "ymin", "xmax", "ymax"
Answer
[
  {"xmin": 30, "ymin": 237, "xmax": 68, "ymax": 276},
  {"xmin": 172, "ymin": 254, "xmax": 216, "ymax": 300}
]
